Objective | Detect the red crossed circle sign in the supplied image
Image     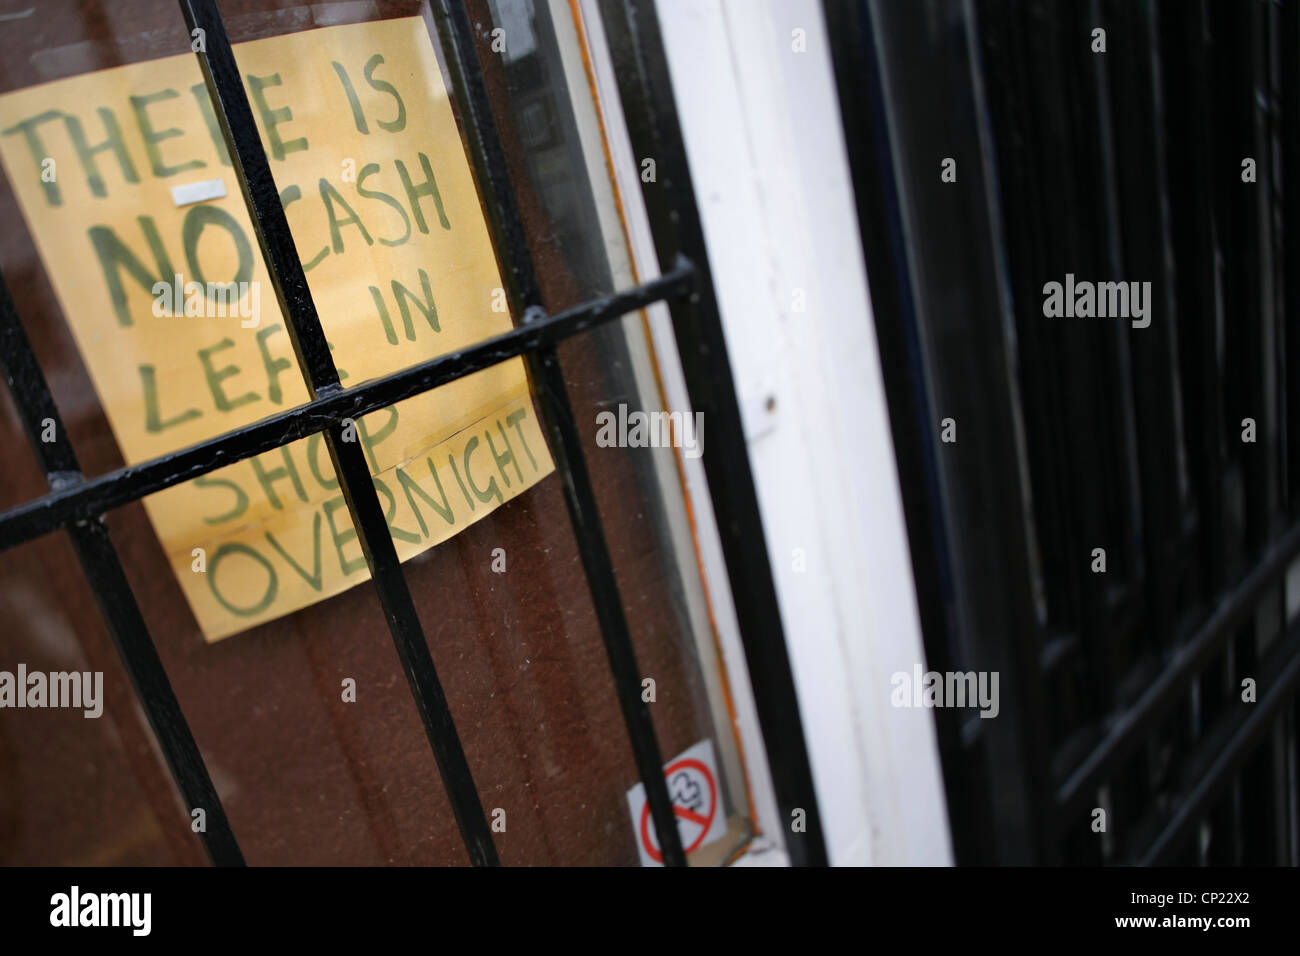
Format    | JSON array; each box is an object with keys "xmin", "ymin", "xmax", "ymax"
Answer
[{"xmin": 639, "ymin": 757, "xmax": 717, "ymax": 863}]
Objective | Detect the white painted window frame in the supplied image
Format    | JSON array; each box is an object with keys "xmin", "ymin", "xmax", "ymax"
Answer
[{"xmin": 568, "ymin": 0, "xmax": 953, "ymax": 865}]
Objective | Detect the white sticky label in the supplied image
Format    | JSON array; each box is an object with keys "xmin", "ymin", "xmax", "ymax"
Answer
[
  {"xmin": 625, "ymin": 739, "xmax": 727, "ymax": 866},
  {"xmin": 170, "ymin": 177, "xmax": 227, "ymax": 206}
]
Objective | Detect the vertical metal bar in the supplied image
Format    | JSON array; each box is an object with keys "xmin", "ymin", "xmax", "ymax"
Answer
[
  {"xmin": 430, "ymin": 0, "xmax": 687, "ymax": 867},
  {"xmin": 1265, "ymin": 0, "xmax": 1286, "ymax": 535},
  {"xmin": 1127, "ymin": 0, "xmax": 1200, "ymax": 842},
  {"xmin": 977, "ymin": 0, "xmax": 1083, "ymax": 865},
  {"xmin": 178, "ymin": 0, "xmax": 498, "ymax": 867},
  {"xmin": 1283, "ymin": 0, "xmax": 1300, "ymax": 518},
  {"xmin": 1088, "ymin": 0, "xmax": 1147, "ymax": 614},
  {"xmin": 841, "ymin": 0, "xmax": 1058, "ymax": 862},
  {"xmin": 600, "ymin": 0, "xmax": 830, "ymax": 865},
  {"xmin": 1195, "ymin": 0, "xmax": 1230, "ymax": 596},
  {"xmin": 0, "ymin": 272, "xmax": 244, "ymax": 866},
  {"xmin": 1085, "ymin": 0, "xmax": 1152, "ymax": 837},
  {"xmin": 1139, "ymin": 0, "xmax": 1196, "ymax": 651},
  {"xmin": 819, "ymin": 0, "xmax": 978, "ymax": 864}
]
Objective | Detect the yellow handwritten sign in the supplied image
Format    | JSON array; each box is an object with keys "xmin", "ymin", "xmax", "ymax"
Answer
[{"xmin": 0, "ymin": 17, "xmax": 554, "ymax": 640}]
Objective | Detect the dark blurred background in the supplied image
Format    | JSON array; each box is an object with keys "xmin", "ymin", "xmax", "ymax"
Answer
[{"xmin": 827, "ymin": 0, "xmax": 1300, "ymax": 865}]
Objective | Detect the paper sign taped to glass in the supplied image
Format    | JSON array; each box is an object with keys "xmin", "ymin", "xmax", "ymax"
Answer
[{"xmin": 0, "ymin": 17, "xmax": 555, "ymax": 641}]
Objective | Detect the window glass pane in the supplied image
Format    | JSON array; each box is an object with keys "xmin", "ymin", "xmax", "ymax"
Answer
[
  {"xmin": 0, "ymin": 533, "xmax": 207, "ymax": 865},
  {"xmin": 0, "ymin": 0, "xmax": 757, "ymax": 866},
  {"xmin": 464, "ymin": 0, "xmax": 755, "ymax": 863}
]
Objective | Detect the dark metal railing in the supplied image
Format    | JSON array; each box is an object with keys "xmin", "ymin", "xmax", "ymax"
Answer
[
  {"xmin": 829, "ymin": 0, "xmax": 1300, "ymax": 866},
  {"xmin": 0, "ymin": 0, "xmax": 827, "ymax": 867}
]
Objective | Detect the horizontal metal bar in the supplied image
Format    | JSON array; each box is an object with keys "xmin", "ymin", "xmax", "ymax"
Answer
[
  {"xmin": 1056, "ymin": 516, "xmax": 1300, "ymax": 825},
  {"xmin": 0, "ymin": 270, "xmax": 244, "ymax": 866},
  {"xmin": 0, "ymin": 262, "xmax": 693, "ymax": 552},
  {"xmin": 1135, "ymin": 615, "xmax": 1300, "ymax": 865}
]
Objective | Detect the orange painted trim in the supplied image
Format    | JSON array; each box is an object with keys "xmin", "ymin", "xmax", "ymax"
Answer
[{"xmin": 566, "ymin": 0, "xmax": 761, "ymax": 838}]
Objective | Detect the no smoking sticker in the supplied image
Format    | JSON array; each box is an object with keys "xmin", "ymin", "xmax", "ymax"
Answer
[{"xmin": 625, "ymin": 739, "xmax": 727, "ymax": 866}]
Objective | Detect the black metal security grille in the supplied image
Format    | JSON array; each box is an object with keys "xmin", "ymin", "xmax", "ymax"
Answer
[
  {"xmin": 830, "ymin": 0, "xmax": 1300, "ymax": 866},
  {"xmin": 0, "ymin": 0, "xmax": 827, "ymax": 867}
]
